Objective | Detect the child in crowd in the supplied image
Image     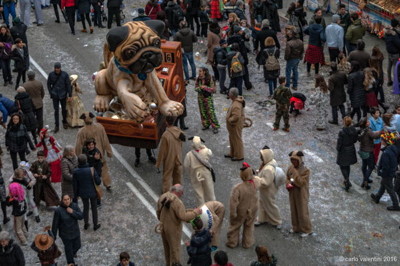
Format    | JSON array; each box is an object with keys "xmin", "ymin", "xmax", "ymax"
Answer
[
  {"xmin": 273, "ymin": 77, "xmax": 292, "ymax": 132},
  {"xmin": 309, "ymin": 75, "xmax": 329, "ymax": 131},
  {"xmin": 7, "ymin": 181, "xmax": 28, "ymax": 245},
  {"xmin": 211, "ymin": 250, "xmax": 234, "ymax": 266},
  {"xmin": 117, "ymin": 251, "xmax": 135, "ymax": 266},
  {"xmin": 30, "ymin": 150, "xmax": 60, "ymax": 208},
  {"xmin": 186, "ymin": 216, "xmax": 212, "ymax": 265}
]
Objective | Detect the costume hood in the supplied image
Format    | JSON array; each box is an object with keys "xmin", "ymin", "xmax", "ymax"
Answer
[
  {"xmin": 160, "ymin": 191, "xmax": 178, "ymax": 209},
  {"xmin": 289, "ymin": 150, "xmax": 305, "ymax": 166},
  {"xmin": 191, "ymin": 136, "xmax": 205, "ymax": 150},
  {"xmin": 79, "ymin": 112, "xmax": 95, "ymax": 125},
  {"xmin": 260, "ymin": 146, "xmax": 274, "ymax": 164},
  {"xmin": 167, "ymin": 126, "xmax": 184, "ymax": 141},
  {"xmin": 240, "ymin": 162, "xmax": 254, "ymax": 181},
  {"xmin": 234, "ymin": 96, "xmax": 245, "ymax": 107}
]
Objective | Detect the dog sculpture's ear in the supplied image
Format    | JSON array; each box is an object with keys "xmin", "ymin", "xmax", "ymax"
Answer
[
  {"xmin": 79, "ymin": 113, "xmax": 86, "ymax": 120},
  {"xmin": 106, "ymin": 26, "xmax": 129, "ymax": 52},
  {"xmin": 143, "ymin": 20, "xmax": 165, "ymax": 37},
  {"xmin": 88, "ymin": 112, "xmax": 95, "ymax": 118}
]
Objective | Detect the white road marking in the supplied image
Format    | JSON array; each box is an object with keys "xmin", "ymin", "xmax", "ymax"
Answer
[
  {"xmin": 303, "ymin": 149, "xmax": 324, "ymax": 163},
  {"xmin": 31, "ymin": 57, "xmax": 192, "ymax": 240}
]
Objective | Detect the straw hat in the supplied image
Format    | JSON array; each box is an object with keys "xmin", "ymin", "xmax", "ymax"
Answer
[{"xmin": 34, "ymin": 234, "xmax": 54, "ymax": 251}]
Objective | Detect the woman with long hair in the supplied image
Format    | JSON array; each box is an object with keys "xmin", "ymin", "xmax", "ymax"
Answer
[
  {"xmin": 364, "ymin": 67, "xmax": 379, "ymax": 110},
  {"xmin": 195, "ymin": 67, "xmax": 220, "ymax": 134},
  {"xmin": 310, "ymin": 75, "xmax": 329, "ymax": 130},
  {"xmin": 227, "ymin": 13, "xmax": 240, "ymax": 37},
  {"xmin": 370, "ymin": 46, "xmax": 387, "ymax": 111},
  {"xmin": 0, "ymin": 25, "xmax": 13, "ymax": 86},
  {"xmin": 336, "ymin": 116, "xmax": 358, "ymax": 191},
  {"xmin": 256, "ymin": 36, "xmax": 280, "ymax": 97}
]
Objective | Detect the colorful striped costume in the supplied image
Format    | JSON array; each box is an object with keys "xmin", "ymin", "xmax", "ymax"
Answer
[{"xmin": 195, "ymin": 78, "xmax": 220, "ymax": 129}]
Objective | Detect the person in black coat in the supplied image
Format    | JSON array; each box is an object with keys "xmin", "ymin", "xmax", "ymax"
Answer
[
  {"xmin": 214, "ymin": 39, "xmax": 229, "ymax": 94},
  {"xmin": 73, "ymin": 154, "xmax": 101, "ymax": 231},
  {"xmin": 336, "ymin": 116, "xmax": 358, "ymax": 191},
  {"xmin": 186, "ymin": 217, "xmax": 212, "ymax": 266},
  {"xmin": 185, "ymin": 0, "xmax": 201, "ymax": 36},
  {"xmin": 0, "ymin": 231, "xmax": 25, "ymax": 266},
  {"xmin": 91, "ymin": 0, "xmax": 105, "ymax": 28},
  {"xmin": 51, "ymin": 0, "xmax": 68, "ymax": 23},
  {"xmin": 52, "ymin": 194, "xmax": 83, "ymax": 265},
  {"xmin": 14, "ymin": 87, "xmax": 38, "ymax": 144},
  {"xmin": 10, "ymin": 17, "xmax": 28, "ymax": 50},
  {"xmin": 254, "ymin": 19, "xmax": 280, "ymax": 52},
  {"xmin": 77, "ymin": 0, "xmax": 93, "ymax": 33},
  {"xmin": 328, "ymin": 63, "xmax": 347, "ymax": 125},
  {"xmin": 107, "ymin": 0, "xmax": 122, "ymax": 29},
  {"xmin": 47, "ymin": 62, "xmax": 72, "ymax": 133},
  {"xmin": 5, "ymin": 113, "xmax": 35, "ymax": 170},
  {"xmin": 261, "ymin": 0, "xmax": 280, "ymax": 32},
  {"xmin": 256, "ymin": 37, "xmax": 280, "ymax": 96},
  {"xmin": 347, "ymin": 61, "xmax": 366, "ymax": 122},
  {"xmin": 0, "ymin": 25, "xmax": 14, "ymax": 86},
  {"xmin": 371, "ymin": 139, "xmax": 400, "ymax": 211},
  {"xmin": 11, "ymin": 39, "xmax": 29, "ymax": 90}
]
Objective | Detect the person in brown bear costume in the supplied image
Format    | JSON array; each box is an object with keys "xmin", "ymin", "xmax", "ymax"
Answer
[
  {"xmin": 224, "ymin": 87, "xmax": 245, "ymax": 161},
  {"xmin": 204, "ymin": 200, "xmax": 225, "ymax": 250},
  {"xmin": 75, "ymin": 112, "xmax": 113, "ymax": 190},
  {"xmin": 226, "ymin": 162, "xmax": 260, "ymax": 249},
  {"xmin": 286, "ymin": 150, "xmax": 313, "ymax": 237},
  {"xmin": 156, "ymin": 184, "xmax": 201, "ymax": 266},
  {"xmin": 156, "ymin": 116, "xmax": 186, "ymax": 193}
]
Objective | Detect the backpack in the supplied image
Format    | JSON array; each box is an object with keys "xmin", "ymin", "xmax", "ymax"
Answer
[
  {"xmin": 172, "ymin": 6, "xmax": 184, "ymax": 27},
  {"xmin": 230, "ymin": 53, "xmax": 243, "ymax": 73},
  {"xmin": 265, "ymin": 48, "xmax": 280, "ymax": 71},
  {"xmin": 274, "ymin": 166, "xmax": 286, "ymax": 188}
]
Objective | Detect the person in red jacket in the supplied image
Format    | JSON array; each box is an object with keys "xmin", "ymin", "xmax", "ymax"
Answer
[
  {"xmin": 61, "ymin": 0, "xmax": 76, "ymax": 35},
  {"xmin": 145, "ymin": 0, "xmax": 161, "ymax": 20}
]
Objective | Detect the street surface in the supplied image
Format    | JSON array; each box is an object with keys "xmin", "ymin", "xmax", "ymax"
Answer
[{"xmin": 0, "ymin": 1, "xmax": 399, "ymax": 265}]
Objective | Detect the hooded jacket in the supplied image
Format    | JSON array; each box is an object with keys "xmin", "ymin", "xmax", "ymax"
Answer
[
  {"xmin": 286, "ymin": 151, "xmax": 310, "ymax": 189},
  {"xmin": 384, "ymin": 28, "xmax": 400, "ymax": 55},
  {"xmin": 156, "ymin": 126, "xmax": 185, "ymax": 168},
  {"xmin": 378, "ymin": 145, "xmax": 399, "ymax": 178},
  {"xmin": 0, "ymin": 239, "xmax": 25, "ymax": 266},
  {"xmin": 173, "ymin": 27, "xmax": 198, "ymax": 53},
  {"xmin": 304, "ymin": 23, "xmax": 325, "ymax": 47},
  {"xmin": 258, "ymin": 148, "xmax": 277, "ymax": 188},
  {"xmin": 345, "ymin": 19, "xmax": 365, "ymax": 44}
]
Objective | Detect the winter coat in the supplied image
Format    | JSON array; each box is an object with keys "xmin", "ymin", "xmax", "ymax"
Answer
[
  {"xmin": 6, "ymin": 196, "xmax": 27, "ymax": 216},
  {"xmin": 0, "ymin": 34, "xmax": 13, "ymax": 60},
  {"xmin": 255, "ymin": 27, "xmax": 280, "ymax": 51},
  {"xmin": 358, "ymin": 128, "xmax": 380, "ymax": 153},
  {"xmin": 47, "ymin": 70, "xmax": 72, "ymax": 100},
  {"xmin": 73, "ymin": 163, "xmax": 101, "ymax": 199},
  {"xmin": 61, "ymin": 156, "xmax": 78, "ymax": 197},
  {"xmin": 22, "ymin": 79, "xmax": 45, "ymax": 109},
  {"xmin": 77, "ymin": 0, "xmax": 90, "ymax": 14},
  {"xmin": 262, "ymin": 0, "xmax": 280, "ymax": 32},
  {"xmin": 186, "ymin": 0, "xmax": 201, "ymax": 15},
  {"xmin": 384, "ymin": 28, "xmax": 400, "ymax": 55},
  {"xmin": 186, "ymin": 229, "xmax": 212, "ymax": 266},
  {"xmin": 213, "ymin": 47, "xmax": 228, "ymax": 66},
  {"xmin": 10, "ymin": 22, "xmax": 28, "ymax": 44},
  {"xmin": 227, "ymin": 51, "xmax": 245, "ymax": 78},
  {"xmin": 345, "ymin": 19, "xmax": 365, "ymax": 45},
  {"xmin": 145, "ymin": 2, "xmax": 161, "ymax": 20},
  {"xmin": 0, "ymin": 239, "xmax": 25, "ymax": 266},
  {"xmin": 339, "ymin": 12, "xmax": 351, "ymax": 32},
  {"xmin": 369, "ymin": 117, "xmax": 383, "ymax": 145},
  {"xmin": 207, "ymin": 31, "xmax": 220, "ymax": 64},
  {"xmin": 5, "ymin": 122, "xmax": 34, "ymax": 153},
  {"xmin": 106, "ymin": 0, "xmax": 121, "ymax": 8},
  {"xmin": 52, "ymin": 202, "xmax": 83, "ymax": 240},
  {"xmin": 284, "ymin": 37, "xmax": 304, "ymax": 61},
  {"xmin": 328, "ymin": 71, "xmax": 347, "ymax": 106},
  {"xmin": 165, "ymin": 1, "xmax": 183, "ymax": 30},
  {"xmin": 347, "ymin": 71, "xmax": 365, "ymax": 108},
  {"xmin": 227, "ymin": 33, "xmax": 249, "ymax": 64},
  {"xmin": 336, "ymin": 126, "xmax": 358, "ymax": 166},
  {"xmin": 348, "ymin": 50, "xmax": 370, "ymax": 70},
  {"xmin": 14, "ymin": 92, "xmax": 37, "ymax": 132},
  {"xmin": 259, "ymin": 45, "xmax": 280, "ymax": 80},
  {"xmin": 0, "ymin": 94, "xmax": 15, "ymax": 123},
  {"xmin": 378, "ymin": 145, "xmax": 399, "ymax": 178},
  {"xmin": 304, "ymin": 23, "xmax": 325, "ymax": 47},
  {"xmin": 173, "ymin": 27, "xmax": 197, "ymax": 53}
]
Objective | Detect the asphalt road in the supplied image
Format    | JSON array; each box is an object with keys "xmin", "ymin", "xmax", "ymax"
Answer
[{"xmin": 0, "ymin": 2, "xmax": 399, "ymax": 266}]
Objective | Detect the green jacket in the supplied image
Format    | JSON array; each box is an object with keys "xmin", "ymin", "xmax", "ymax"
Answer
[
  {"xmin": 273, "ymin": 85, "xmax": 292, "ymax": 106},
  {"xmin": 345, "ymin": 19, "xmax": 365, "ymax": 44}
]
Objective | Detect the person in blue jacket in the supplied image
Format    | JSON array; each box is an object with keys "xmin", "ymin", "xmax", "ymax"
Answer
[
  {"xmin": 0, "ymin": 94, "xmax": 15, "ymax": 127},
  {"xmin": 186, "ymin": 216, "xmax": 212, "ymax": 266}
]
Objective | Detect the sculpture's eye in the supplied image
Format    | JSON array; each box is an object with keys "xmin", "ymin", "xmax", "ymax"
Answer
[
  {"xmin": 153, "ymin": 39, "xmax": 161, "ymax": 48},
  {"xmin": 123, "ymin": 49, "xmax": 136, "ymax": 60}
]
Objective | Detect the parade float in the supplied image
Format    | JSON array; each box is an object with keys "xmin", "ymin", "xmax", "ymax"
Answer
[{"xmin": 93, "ymin": 21, "xmax": 185, "ymax": 149}]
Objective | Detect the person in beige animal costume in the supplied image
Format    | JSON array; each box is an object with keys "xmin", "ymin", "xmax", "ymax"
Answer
[
  {"xmin": 226, "ymin": 162, "xmax": 260, "ymax": 249},
  {"xmin": 93, "ymin": 20, "xmax": 183, "ymax": 123},
  {"xmin": 255, "ymin": 146, "xmax": 283, "ymax": 229},
  {"xmin": 75, "ymin": 112, "xmax": 113, "ymax": 190},
  {"xmin": 286, "ymin": 150, "xmax": 313, "ymax": 237},
  {"xmin": 156, "ymin": 184, "xmax": 201, "ymax": 266},
  {"xmin": 184, "ymin": 136, "xmax": 216, "ymax": 205},
  {"xmin": 204, "ymin": 200, "xmax": 225, "ymax": 249}
]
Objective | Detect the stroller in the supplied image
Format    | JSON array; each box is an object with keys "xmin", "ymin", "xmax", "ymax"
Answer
[{"xmin": 289, "ymin": 92, "xmax": 306, "ymax": 116}]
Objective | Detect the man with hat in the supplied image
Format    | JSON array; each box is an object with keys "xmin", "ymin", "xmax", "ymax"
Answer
[
  {"xmin": 132, "ymin": 8, "xmax": 151, "ymax": 21},
  {"xmin": 214, "ymin": 38, "xmax": 229, "ymax": 94},
  {"xmin": 31, "ymin": 226, "xmax": 62, "ymax": 266},
  {"xmin": 226, "ymin": 162, "xmax": 260, "ymax": 249},
  {"xmin": 47, "ymin": 62, "xmax": 72, "ymax": 133}
]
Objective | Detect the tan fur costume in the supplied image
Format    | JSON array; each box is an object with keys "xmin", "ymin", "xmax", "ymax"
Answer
[
  {"xmin": 204, "ymin": 201, "xmax": 225, "ymax": 247},
  {"xmin": 226, "ymin": 164, "xmax": 260, "ymax": 249},
  {"xmin": 226, "ymin": 96, "xmax": 245, "ymax": 159},
  {"xmin": 93, "ymin": 21, "xmax": 183, "ymax": 122},
  {"xmin": 184, "ymin": 136, "xmax": 216, "ymax": 205},
  {"xmin": 156, "ymin": 126, "xmax": 184, "ymax": 193},
  {"xmin": 257, "ymin": 148, "xmax": 282, "ymax": 226},
  {"xmin": 75, "ymin": 112, "xmax": 113, "ymax": 187},
  {"xmin": 157, "ymin": 191, "xmax": 198, "ymax": 266},
  {"xmin": 286, "ymin": 151, "xmax": 312, "ymax": 234}
]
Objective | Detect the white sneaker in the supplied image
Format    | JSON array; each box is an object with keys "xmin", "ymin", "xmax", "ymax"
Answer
[{"xmin": 300, "ymin": 232, "xmax": 313, "ymax": 238}]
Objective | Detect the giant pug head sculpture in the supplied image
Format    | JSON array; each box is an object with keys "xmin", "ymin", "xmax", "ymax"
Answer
[{"xmin": 94, "ymin": 21, "xmax": 184, "ymax": 123}]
